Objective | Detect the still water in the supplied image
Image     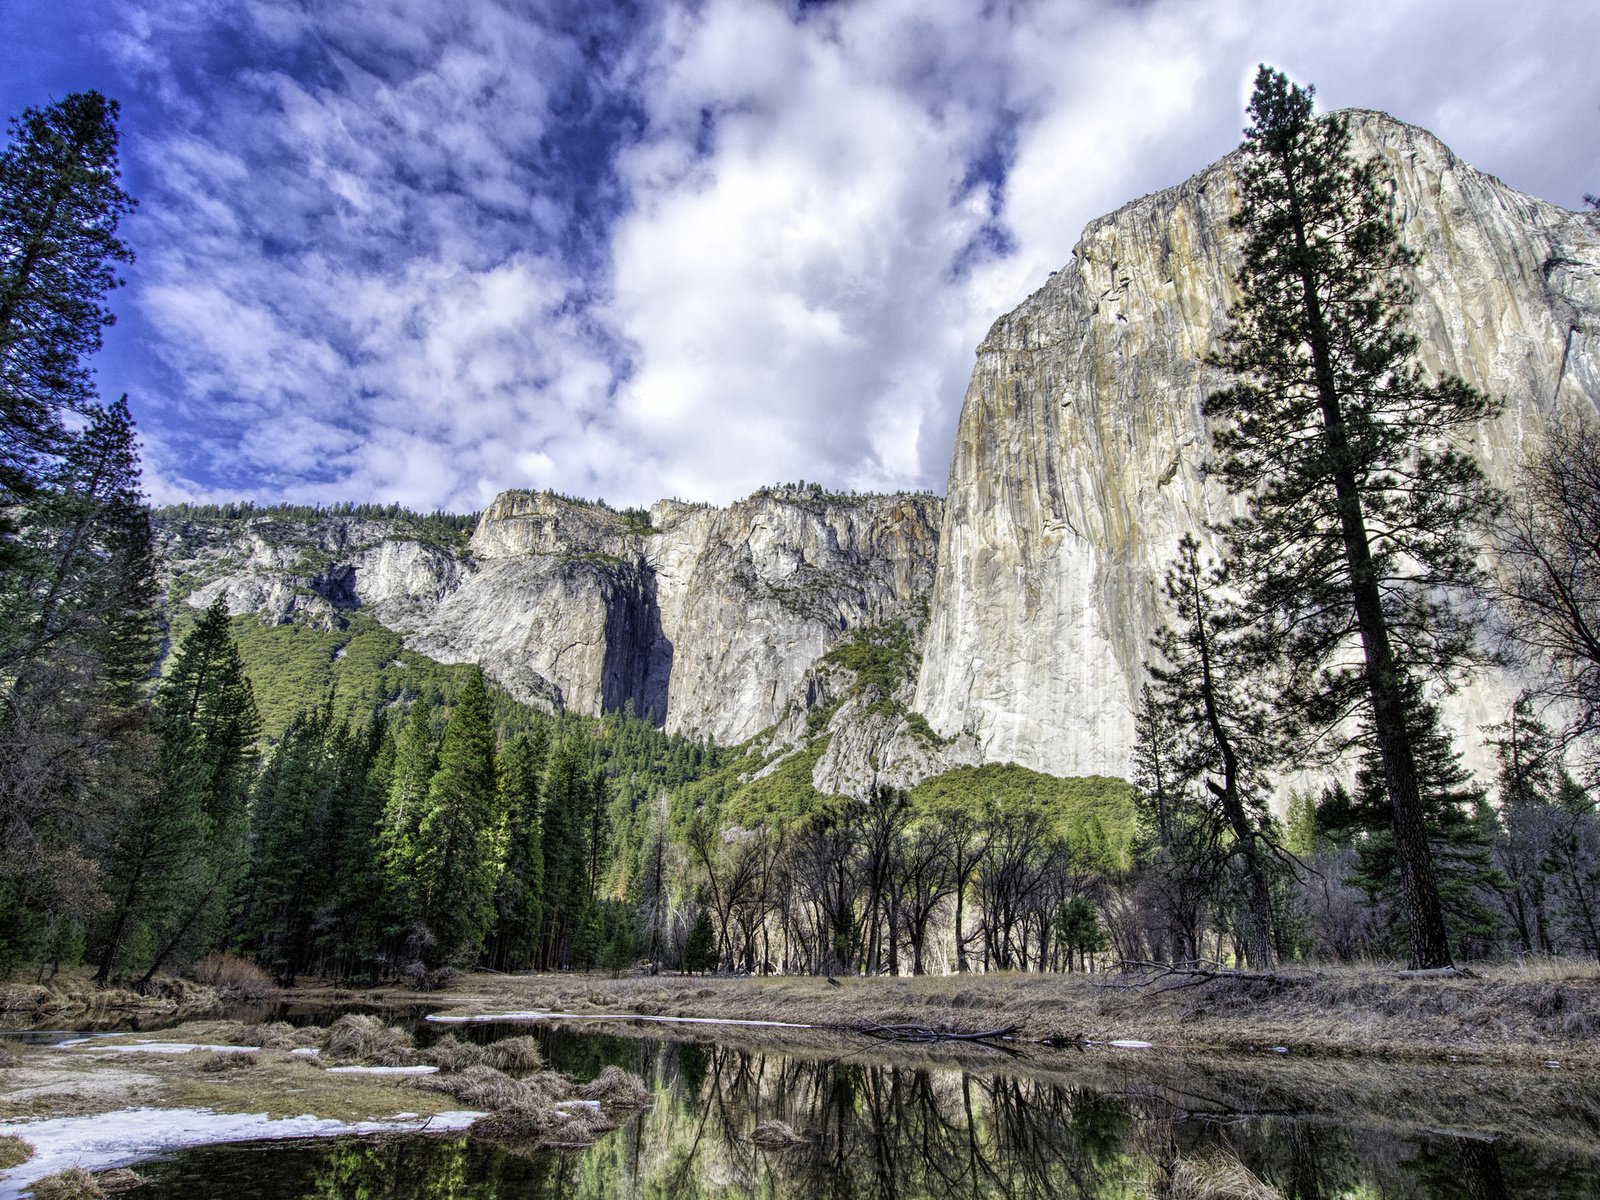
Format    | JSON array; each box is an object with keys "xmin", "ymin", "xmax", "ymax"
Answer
[{"xmin": 123, "ymin": 1021, "xmax": 1600, "ymax": 1199}]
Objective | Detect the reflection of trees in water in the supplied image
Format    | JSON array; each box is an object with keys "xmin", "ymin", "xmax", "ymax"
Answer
[
  {"xmin": 140, "ymin": 1039, "xmax": 1600, "ymax": 1200},
  {"xmin": 616, "ymin": 1045, "xmax": 1137, "ymax": 1199}
]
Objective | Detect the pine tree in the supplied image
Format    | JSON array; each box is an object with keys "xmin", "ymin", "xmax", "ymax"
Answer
[
  {"xmin": 379, "ymin": 695, "xmax": 435, "ymax": 948},
  {"xmin": 1204, "ymin": 67, "xmax": 1500, "ymax": 968},
  {"xmin": 1144, "ymin": 535, "xmax": 1281, "ymax": 967},
  {"xmin": 538, "ymin": 736, "xmax": 593, "ymax": 969},
  {"xmin": 137, "ymin": 597, "xmax": 260, "ymax": 985},
  {"xmin": 1321, "ymin": 683, "xmax": 1502, "ymax": 957},
  {"xmin": 0, "ymin": 399, "xmax": 158, "ymax": 976},
  {"xmin": 96, "ymin": 597, "xmax": 258, "ymax": 984},
  {"xmin": 0, "ymin": 91, "xmax": 134, "ymax": 511},
  {"xmin": 409, "ymin": 670, "xmax": 504, "ymax": 967},
  {"xmin": 488, "ymin": 727, "xmax": 548, "ymax": 971}
]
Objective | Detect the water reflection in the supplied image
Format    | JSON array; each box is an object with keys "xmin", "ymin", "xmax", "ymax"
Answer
[{"xmin": 133, "ymin": 1037, "xmax": 1600, "ymax": 1199}]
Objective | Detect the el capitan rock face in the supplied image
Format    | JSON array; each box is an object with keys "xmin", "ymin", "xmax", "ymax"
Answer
[
  {"xmin": 914, "ymin": 111, "xmax": 1600, "ymax": 777},
  {"xmin": 160, "ymin": 111, "xmax": 1600, "ymax": 788}
]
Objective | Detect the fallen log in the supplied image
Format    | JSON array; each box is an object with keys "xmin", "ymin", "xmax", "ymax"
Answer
[{"xmin": 856, "ymin": 1022, "xmax": 1019, "ymax": 1044}]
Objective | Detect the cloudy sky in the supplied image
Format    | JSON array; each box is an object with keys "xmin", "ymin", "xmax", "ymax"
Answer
[{"xmin": 9, "ymin": 0, "xmax": 1599, "ymax": 512}]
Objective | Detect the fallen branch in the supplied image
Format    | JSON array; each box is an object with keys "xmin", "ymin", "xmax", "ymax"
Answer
[
  {"xmin": 1106, "ymin": 960, "xmax": 1294, "ymax": 990},
  {"xmin": 856, "ymin": 1022, "xmax": 1019, "ymax": 1045},
  {"xmin": 1394, "ymin": 966, "xmax": 1478, "ymax": 979}
]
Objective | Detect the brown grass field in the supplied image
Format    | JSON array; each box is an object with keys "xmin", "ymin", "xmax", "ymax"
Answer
[{"xmin": 409, "ymin": 959, "xmax": 1600, "ymax": 1067}]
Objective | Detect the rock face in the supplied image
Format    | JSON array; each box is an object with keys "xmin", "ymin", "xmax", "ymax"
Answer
[
  {"xmin": 160, "ymin": 111, "xmax": 1600, "ymax": 787},
  {"xmin": 914, "ymin": 111, "xmax": 1600, "ymax": 778},
  {"xmin": 159, "ymin": 488, "xmax": 942, "ymax": 748}
]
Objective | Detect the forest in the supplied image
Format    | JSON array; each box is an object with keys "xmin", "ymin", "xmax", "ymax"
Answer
[{"xmin": 3, "ymin": 75, "xmax": 1600, "ymax": 994}]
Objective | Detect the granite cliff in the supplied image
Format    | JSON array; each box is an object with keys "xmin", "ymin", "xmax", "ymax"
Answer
[
  {"xmin": 158, "ymin": 486, "xmax": 942, "ymax": 751},
  {"xmin": 915, "ymin": 111, "xmax": 1600, "ymax": 778},
  {"xmin": 160, "ymin": 110, "xmax": 1600, "ymax": 789}
]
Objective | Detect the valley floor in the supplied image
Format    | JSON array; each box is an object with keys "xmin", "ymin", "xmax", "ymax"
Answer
[{"xmin": 413, "ymin": 960, "xmax": 1600, "ymax": 1068}]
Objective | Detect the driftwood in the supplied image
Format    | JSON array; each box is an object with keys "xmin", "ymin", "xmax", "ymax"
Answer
[
  {"xmin": 856, "ymin": 1022, "xmax": 1019, "ymax": 1045},
  {"xmin": 1106, "ymin": 960, "xmax": 1294, "ymax": 991},
  {"xmin": 1394, "ymin": 966, "xmax": 1477, "ymax": 979}
]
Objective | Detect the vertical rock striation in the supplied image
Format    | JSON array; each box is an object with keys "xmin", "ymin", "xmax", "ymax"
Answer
[{"xmin": 915, "ymin": 111, "xmax": 1600, "ymax": 778}]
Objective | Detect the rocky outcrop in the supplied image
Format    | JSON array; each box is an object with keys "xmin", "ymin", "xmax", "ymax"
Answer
[
  {"xmin": 914, "ymin": 111, "xmax": 1600, "ymax": 778},
  {"xmin": 158, "ymin": 487, "xmax": 941, "ymax": 748}
]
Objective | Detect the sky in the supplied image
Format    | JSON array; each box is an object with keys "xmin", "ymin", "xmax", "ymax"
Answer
[{"xmin": 6, "ymin": 0, "xmax": 1599, "ymax": 513}]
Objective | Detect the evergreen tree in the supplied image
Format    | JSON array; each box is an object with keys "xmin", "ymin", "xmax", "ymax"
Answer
[
  {"xmin": 379, "ymin": 695, "xmax": 436, "ymax": 949},
  {"xmin": 408, "ymin": 670, "xmax": 504, "ymax": 967},
  {"xmin": 1320, "ymin": 684, "xmax": 1501, "ymax": 957},
  {"xmin": 1145, "ymin": 535, "xmax": 1281, "ymax": 967},
  {"xmin": 1487, "ymin": 698, "xmax": 1564, "ymax": 954},
  {"xmin": 96, "ymin": 597, "xmax": 258, "ymax": 983},
  {"xmin": 239, "ymin": 706, "xmax": 336, "ymax": 981},
  {"xmin": 488, "ymin": 727, "xmax": 548, "ymax": 971},
  {"xmin": 1204, "ymin": 67, "xmax": 1499, "ymax": 968},
  {"xmin": 0, "ymin": 399, "xmax": 158, "ymax": 975},
  {"xmin": 538, "ymin": 736, "xmax": 594, "ymax": 969},
  {"xmin": 683, "ymin": 910, "xmax": 716, "ymax": 974},
  {"xmin": 0, "ymin": 91, "xmax": 134, "ymax": 512}
]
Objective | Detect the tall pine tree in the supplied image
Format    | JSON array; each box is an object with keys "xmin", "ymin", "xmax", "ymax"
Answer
[
  {"xmin": 96, "ymin": 597, "xmax": 258, "ymax": 984},
  {"xmin": 1205, "ymin": 67, "xmax": 1499, "ymax": 968},
  {"xmin": 408, "ymin": 670, "xmax": 504, "ymax": 967}
]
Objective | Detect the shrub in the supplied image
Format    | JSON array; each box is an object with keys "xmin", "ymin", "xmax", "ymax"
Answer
[{"xmin": 189, "ymin": 953, "xmax": 279, "ymax": 1000}]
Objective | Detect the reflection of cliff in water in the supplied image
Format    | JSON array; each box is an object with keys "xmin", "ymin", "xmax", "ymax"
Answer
[{"xmin": 132, "ymin": 1036, "xmax": 1600, "ymax": 1200}]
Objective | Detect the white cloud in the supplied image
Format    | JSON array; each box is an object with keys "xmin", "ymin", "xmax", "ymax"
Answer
[{"xmin": 95, "ymin": 0, "xmax": 1600, "ymax": 511}]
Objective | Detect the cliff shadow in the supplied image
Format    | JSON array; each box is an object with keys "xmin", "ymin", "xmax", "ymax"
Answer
[{"xmin": 601, "ymin": 559, "xmax": 672, "ymax": 726}]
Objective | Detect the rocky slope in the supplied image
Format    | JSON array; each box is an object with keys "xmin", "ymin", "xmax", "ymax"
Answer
[
  {"xmin": 914, "ymin": 111, "xmax": 1600, "ymax": 778},
  {"xmin": 158, "ymin": 487, "xmax": 942, "ymax": 750}
]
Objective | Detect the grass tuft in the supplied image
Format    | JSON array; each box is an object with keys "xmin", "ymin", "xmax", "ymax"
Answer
[
  {"xmin": 750, "ymin": 1118, "xmax": 806, "ymax": 1146},
  {"xmin": 324, "ymin": 1014, "xmax": 415, "ymax": 1065},
  {"xmin": 1160, "ymin": 1154, "xmax": 1285, "ymax": 1199},
  {"xmin": 422, "ymin": 1034, "xmax": 487, "ymax": 1072},
  {"xmin": 0, "ymin": 1134, "xmax": 34, "ymax": 1168},
  {"xmin": 576, "ymin": 1065, "xmax": 651, "ymax": 1108},
  {"xmin": 29, "ymin": 1167, "xmax": 105, "ymax": 1200},
  {"xmin": 481, "ymin": 1035, "xmax": 543, "ymax": 1075}
]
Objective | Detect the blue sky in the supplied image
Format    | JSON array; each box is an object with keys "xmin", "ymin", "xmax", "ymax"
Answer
[{"xmin": 8, "ymin": 0, "xmax": 1599, "ymax": 512}]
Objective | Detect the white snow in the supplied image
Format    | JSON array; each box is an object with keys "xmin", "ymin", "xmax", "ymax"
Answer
[
  {"xmin": 426, "ymin": 1010, "xmax": 813, "ymax": 1030},
  {"xmin": 289, "ymin": 1048, "xmax": 321, "ymax": 1057},
  {"xmin": 0, "ymin": 1107, "xmax": 482, "ymax": 1198},
  {"xmin": 1107, "ymin": 1040, "xmax": 1154, "ymax": 1049},
  {"xmin": 90, "ymin": 1042, "xmax": 258, "ymax": 1056}
]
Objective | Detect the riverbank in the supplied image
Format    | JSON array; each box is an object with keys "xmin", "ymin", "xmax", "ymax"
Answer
[{"xmin": 411, "ymin": 959, "xmax": 1600, "ymax": 1067}]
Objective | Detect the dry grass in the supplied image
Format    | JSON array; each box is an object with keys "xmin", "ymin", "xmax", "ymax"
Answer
[
  {"xmin": 93, "ymin": 1168, "xmax": 146, "ymax": 1194},
  {"xmin": 28, "ymin": 1167, "xmax": 106, "ymax": 1200},
  {"xmin": 481, "ymin": 1035, "xmax": 543, "ymax": 1074},
  {"xmin": 431, "ymin": 961, "xmax": 1600, "ymax": 1066},
  {"xmin": 0, "ymin": 1042, "xmax": 22, "ymax": 1069},
  {"xmin": 422, "ymin": 1034, "xmax": 487, "ymax": 1072},
  {"xmin": 213, "ymin": 1020, "xmax": 311, "ymax": 1051},
  {"xmin": 576, "ymin": 1066, "xmax": 651, "ymax": 1108},
  {"xmin": 750, "ymin": 1118, "xmax": 806, "ymax": 1147},
  {"xmin": 323, "ymin": 1014, "xmax": 416, "ymax": 1065},
  {"xmin": 0, "ymin": 1133, "xmax": 34, "ymax": 1168},
  {"xmin": 198, "ymin": 1050, "xmax": 262, "ymax": 1073},
  {"xmin": 188, "ymin": 953, "xmax": 280, "ymax": 1001},
  {"xmin": 408, "ymin": 1064, "xmax": 547, "ymax": 1112},
  {"xmin": 1158, "ymin": 1154, "xmax": 1286, "ymax": 1200}
]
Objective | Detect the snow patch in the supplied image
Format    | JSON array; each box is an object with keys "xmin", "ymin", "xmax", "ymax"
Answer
[
  {"xmin": 0, "ymin": 1107, "xmax": 482, "ymax": 1198},
  {"xmin": 93, "ymin": 1042, "xmax": 258, "ymax": 1056}
]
